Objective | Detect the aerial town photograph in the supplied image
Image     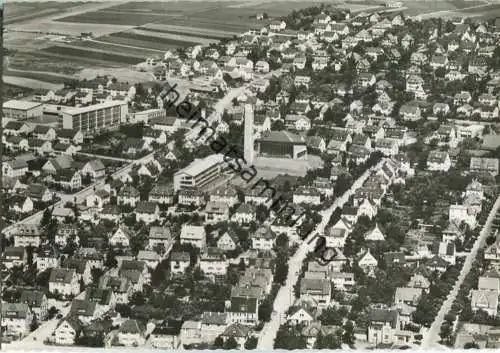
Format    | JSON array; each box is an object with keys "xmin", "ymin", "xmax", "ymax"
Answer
[{"xmin": 1, "ymin": 0, "xmax": 500, "ymax": 350}]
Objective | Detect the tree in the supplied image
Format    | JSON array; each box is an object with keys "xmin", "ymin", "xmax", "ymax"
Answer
[
  {"xmin": 224, "ymin": 337, "xmax": 239, "ymax": 350},
  {"xmin": 258, "ymin": 298, "xmax": 273, "ymax": 322},
  {"xmin": 439, "ymin": 322, "xmax": 453, "ymax": 344},
  {"xmin": 105, "ymin": 248, "xmax": 118, "ymax": 268},
  {"xmin": 30, "ymin": 315, "xmax": 39, "ymax": 331},
  {"xmin": 274, "ymin": 259, "xmax": 289, "ymax": 285},
  {"xmin": 244, "ymin": 336, "xmax": 258, "ymax": 349},
  {"xmin": 256, "ymin": 204, "xmax": 270, "ymax": 223},
  {"xmin": 342, "ymin": 320, "xmax": 355, "ymax": 345},
  {"xmin": 464, "ymin": 342, "xmax": 480, "ymax": 349},
  {"xmin": 315, "ymin": 331, "xmax": 342, "ymax": 349},
  {"xmin": 214, "ymin": 336, "xmax": 224, "ymax": 349},
  {"xmin": 91, "ymin": 268, "xmax": 104, "ymax": 283},
  {"xmin": 79, "ymin": 278, "xmax": 85, "ymax": 293},
  {"xmin": 41, "ymin": 208, "xmax": 52, "ymax": 226},
  {"xmin": 274, "ymin": 326, "xmax": 307, "ymax": 349},
  {"xmin": 275, "ymin": 233, "xmax": 289, "ymax": 255},
  {"xmin": 271, "ymin": 120, "xmax": 285, "ymax": 131},
  {"xmin": 115, "ymin": 303, "xmax": 132, "ymax": 318}
]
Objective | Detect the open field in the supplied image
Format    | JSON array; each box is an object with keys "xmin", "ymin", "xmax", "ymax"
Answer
[
  {"xmin": 4, "ymin": 76, "xmax": 65, "ymax": 90},
  {"xmin": 41, "ymin": 45, "xmax": 144, "ymax": 65},
  {"xmin": 101, "ymin": 31, "xmax": 206, "ymax": 50},
  {"xmin": 4, "ymin": 69, "xmax": 71, "ymax": 84},
  {"xmin": 454, "ymin": 2, "xmax": 500, "ymax": 19},
  {"xmin": 4, "ymin": 2, "xmax": 79, "ymax": 25},
  {"xmin": 98, "ymin": 34, "xmax": 181, "ymax": 51},
  {"xmin": 105, "ymin": 1, "xmax": 231, "ymax": 13},
  {"xmin": 401, "ymin": 0, "xmax": 488, "ymax": 15},
  {"xmin": 138, "ymin": 26, "xmax": 232, "ymax": 40},
  {"xmin": 7, "ymin": 51, "xmax": 90, "ymax": 74},
  {"xmin": 55, "ymin": 11, "xmax": 178, "ymax": 26},
  {"xmin": 129, "ymin": 28, "xmax": 215, "ymax": 45},
  {"xmin": 7, "ymin": 21, "xmax": 135, "ymax": 37},
  {"xmin": 66, "ymin": 40, "xmax": 165, "ymax": 56}
]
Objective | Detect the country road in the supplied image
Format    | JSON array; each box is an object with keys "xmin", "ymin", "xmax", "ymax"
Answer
[
  {"xmin": 257, "ymin": 159, "xmax": 387, "ymax": 349},
  {"xmin": 422, "ymin": 194, "xmax": 500, "ymax": 348}
]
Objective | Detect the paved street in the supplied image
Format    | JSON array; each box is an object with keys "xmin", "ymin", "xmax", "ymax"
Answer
[
  {"xmin": 2, "ymin": 152, "xmax": 155, "ymax": 237},
  {"xmin": 4, "ymin": 293, "xmax": 85, "ymax": 349},
  {"xmin": 422, "ymin": 195, "xmax": 500, "ymax": 348},
  {"xmin": 257, "ymin": 160, "xmax": 386, "ymax": 349},
  {"xmin": 186, "ymin": 84, "xmax": 249, "ymax": 141}
]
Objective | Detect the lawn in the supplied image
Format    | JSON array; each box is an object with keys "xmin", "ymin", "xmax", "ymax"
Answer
[{"xmin": 41, "ymin": 45, "xmax": 144, "ymax": 65}]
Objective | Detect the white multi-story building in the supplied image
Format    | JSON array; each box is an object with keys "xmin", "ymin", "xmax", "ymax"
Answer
[
  {"xmin": 60, "ymin": 101, "xmax": 128, "ymax": 136},
  {"xmin": 173, "ymin": 154, "xmax": 224, "ymax": 191}
]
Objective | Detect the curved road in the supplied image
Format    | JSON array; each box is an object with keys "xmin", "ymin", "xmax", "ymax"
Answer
[
  {"xmin": 257, "ymin": 159, "xmax": 386, "ymax": 349},
  {"xmin": 422, "ymin": 195, "xmax": 500, "ymax": 348}
]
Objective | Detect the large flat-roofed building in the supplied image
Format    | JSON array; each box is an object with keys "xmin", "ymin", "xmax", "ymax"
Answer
[
  {"xmin": 60, "ymin": 101, "xmax": 128, "ymax": 136},
  {"xmin": 174, "ymin": 154, "xmax": 224, "ymax": 191},
  {"xmin": 3, "ymin": 100, "xmax": 43, "ymax": 120},
  {"xmin": 256, "ymin": 131, "xmax": 307, "ymax": 159}
]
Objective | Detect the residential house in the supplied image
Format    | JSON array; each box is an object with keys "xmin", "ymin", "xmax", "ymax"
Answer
[
  {"xmin": 117, "ymin": 319, "xmax": 146, "ymax": 347},
  {"xmin": 48, "ymin": 268, "xmax": 80, "ymax": 297}
]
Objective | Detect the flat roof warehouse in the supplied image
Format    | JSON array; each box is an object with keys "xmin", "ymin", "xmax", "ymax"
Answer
[{"xmin": 3, "ymin": 100, "xmax": 42, "ymax": 110}]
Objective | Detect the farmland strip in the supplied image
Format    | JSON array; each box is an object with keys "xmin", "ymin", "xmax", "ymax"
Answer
[
  {"xmin": 137, "ymin": 26, "xmax": 231, "ymax": 40},
  {"xmin": 108, "ymin": 31, "xmax": 204, "ymax": 46},
  {"xmin": 41, "ymin": 46, "xmax": 143, "ymax": 65}
]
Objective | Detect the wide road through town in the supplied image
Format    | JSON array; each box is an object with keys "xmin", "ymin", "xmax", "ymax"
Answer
[
  {"xmin": 257, "ymin": 159, "xmax": 386, "ymax": 349},
  {"xmin": 422, "ymin": 194, "xmax": 500, "ymax": 348},
  {"xmin": 185, "ymin": 84, "xmax": 249, "ymax": 141}
]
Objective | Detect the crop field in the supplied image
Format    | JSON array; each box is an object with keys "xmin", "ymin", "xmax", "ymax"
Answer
[
  {"xmin": 8, "ymin": 51, "xmax": 89, "ymax": 74},
  {"xmin": 138, "ymin": 26, "xmax": 232, "ymax": 40},
  {"xmin": 228, "ymin": 0, "xmax": 328, "ymax": 16},
  {"xmin": 105, "ymin": 1, "xmax": 231, "ymax": 13},
  {"xmin": 129, "ymin": 28, "xmax": 215, "ymax": 45},
  {"xmin": 4, "ymin": 2, "xmax": 75, "ymax": 25},
  {"xmin": 3, "ymin": 70, "xmax": 70, "ymax": 84},
  {"xmin": 98, "ymin": 34, "xmax": 179, "ymax": 51},
  {"xmin": 455, "ymin": 2, "xmax": 500, "ymax": 19},
  {"xmin": 41, "ymin": 45, "xmax": 145, "ymax": 65},
  {"xmin": 68, "ymin": 40, "xmax": 165, "ymax": 56},
  {"xmin": 54, "ymin": 1, "xmax": 232, "ymax": 25},
  {"xmin": 54, "ymin": 1, "xmax": 266, "ymax": 32},
  {"xmin": 101, "ymin": 31, "xmax": 206, "ymax": 50},
  {"xmin": 400, "ymin": 0, "xmax": 488, "ymax": 15}
]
